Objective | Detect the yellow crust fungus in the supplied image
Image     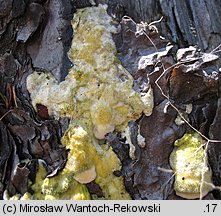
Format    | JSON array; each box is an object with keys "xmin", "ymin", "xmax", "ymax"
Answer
[
  {"xmin": 25, "ymin": 5, "xmax": 154, "ymax": 200},
  {"xmin": 169, "ymin": 133, "xmax": 213, "ymax": 199}
]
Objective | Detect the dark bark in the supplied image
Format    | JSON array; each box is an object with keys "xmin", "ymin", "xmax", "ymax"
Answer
[
  {"xmin": 0, "ymin": 0, "xmax": 221, "ymax": 200},
  {"xmin": 97, "ymin": 0, "xmax": 221, "ymax": 52}
]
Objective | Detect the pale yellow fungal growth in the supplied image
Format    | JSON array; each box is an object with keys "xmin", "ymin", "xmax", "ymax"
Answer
[
  {"xmin": 170, "ymin": 133, "xmax": 213, "ymax": 199},
  {"xmin": 25, "ymin": 5, "xmax": 154, "ymax": 200},
  {"xmin": 28, "ymin": 160, "xmax": 91, "ymax": 200},
  {"xmin": 94, "ymin": 144, "xmax": 131, "ymax": 200},
  {"xmin": 26, "ymin": 72, "xmax": 76, "ymax": 118},
  {"xmin": 26, "ymin": 5, "xmax": 153, "ymax": 138},
  {"xmin": 90, "ymin": 100, "xmax": 115, "ymax": 139},
  {"xmin": 42, "ymin": 123, "xmax": 130, "ymax": 199},
  {"xmin": 4, "ymin": 160, "xmax": 91, "ymax": 200},
  {"xmin": 74, "ymin": 165, "xmax": 96, "ymax": 184}
]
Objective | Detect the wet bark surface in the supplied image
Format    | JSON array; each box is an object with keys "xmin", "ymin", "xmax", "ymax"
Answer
[{"xmin": 0, "ymin": 0, "xmax": 221, "ymax": 199}]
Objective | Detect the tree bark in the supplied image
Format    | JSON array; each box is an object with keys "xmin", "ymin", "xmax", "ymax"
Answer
[{"xmin": 0, "ymin": 0, "xmax": 221, "ymax": 200}]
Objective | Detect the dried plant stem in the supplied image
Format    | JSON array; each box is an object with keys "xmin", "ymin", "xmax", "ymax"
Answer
[
  {"xmin": 0, "ymin": 109, "xmax": 12, "ymax": 121},
  {"xmin": 12, "ymin": 86, "xmax": 18, "ymax": 108}
]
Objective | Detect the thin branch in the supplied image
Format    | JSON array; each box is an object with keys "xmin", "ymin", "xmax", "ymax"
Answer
[
  {"xmin": 12, "ymin": 86, "xmax": 18, "ymax": 108},
  {"xmin": 0, "ymin": 109, "xmax": 12, "ymax": 121},
  {"xmin": 0, "ymin": 92, "xmax": 7, "ymax": 107},
  {"xmin": 158, "ymin": 167, "xmax": 174, "ymax": 173},
  {"xmin": 148, "ymin": 16, "xmax": 164, "ymax": 26}
]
